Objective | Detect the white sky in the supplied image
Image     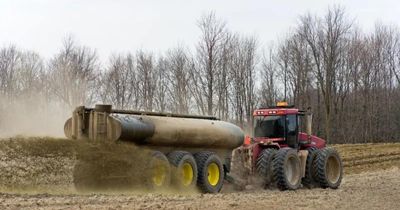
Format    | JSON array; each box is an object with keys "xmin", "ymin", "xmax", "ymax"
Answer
[{"xmin": 1, "ymin": 0, "xmax": 399, "ymax": 62}]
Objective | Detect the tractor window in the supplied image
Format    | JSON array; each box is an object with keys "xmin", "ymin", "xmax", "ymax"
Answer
[
  {"xmin": 254, "ymin": 116, "xmax": 285, "ymax": 138},
  {"xmin": 286, "ymin": 114, "xmax": 298, "ymax": 148},
  {"xmin": 287, "ymin": 115, "xmax": 297, "ymax": 134}
]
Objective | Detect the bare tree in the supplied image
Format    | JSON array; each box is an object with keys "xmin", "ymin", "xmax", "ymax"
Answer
[
  {"xmin": 230, "ymin": 35, "xmax": 258, "ymax": 129},
  {"xmin": 259, "ymin": 46, "xmax": 279, "ymax": 107},
  {"xmin": 298, "ymin": 6, "xmax": 352, "ymax": 142},
  {"xmin": 193, "ymin": 12, "xmax": 227, "ymax": 115},
  {"xmin": 2, "ymin": 8, "xmax": 400, "ymax": 143},
  {"xmin": 0, "ymin": 45, "xmax": 20, "ymax": 104},
  {"xmin": 47, "ymin": 36, "xmax": 99, "ymax": 108},
  {"xmin": 136, "ymin": 50, "xmax": 156, "ymax": 111},
  {"xmin": 154, "ymin": 56, "xmax": 169, "ymax": 112},
  {"xmin": 166, "ymin": 47, "xmax": 192, "ymax": 114},
  {"xmin": 101, "ymin": 54, "xmax": 136, "ymax": 109}
]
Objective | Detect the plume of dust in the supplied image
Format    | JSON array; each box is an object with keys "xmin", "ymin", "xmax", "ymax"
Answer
[
  {"xmin": 0, "ymin": 136, "xmax": 201, "ymax": 195},
  {"xmin": 0, "ymin": 98, "xmax": 202, "ymax": 195},
  {"xmin": 225, "ymin": 147, "xmax": 267, "ymax": 192},
  {"xmin": 73, "ymin": 142, "xmax": 200, "ymax": 195},
  {"xmin": 0, "ymin": 96, "xmax": 71, "ymax": 138}
]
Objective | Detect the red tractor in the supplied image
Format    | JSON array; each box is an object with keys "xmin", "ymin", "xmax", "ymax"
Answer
[{"xmin": 232, "ymin": 102, "xmax": 343, "ymax": 190}]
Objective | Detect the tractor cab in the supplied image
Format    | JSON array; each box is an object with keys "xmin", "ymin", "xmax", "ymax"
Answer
[{"xmin": 252, "ymin": 102, "xmax": 324, "ymax": 149}]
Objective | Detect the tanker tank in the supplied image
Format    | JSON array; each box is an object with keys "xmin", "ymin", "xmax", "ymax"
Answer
[
  {"xmin": 64, "ymin": 105, "xmax": 244, "ymax": 150},
  {"xmin": 64, "ymin": 104, "xmax": 245, "ymax": 193}
]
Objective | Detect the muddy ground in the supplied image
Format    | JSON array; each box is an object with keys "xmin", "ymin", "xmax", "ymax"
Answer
[{"xmin": 0, "ymin": 137, "xmax": 399, "ymax": 210}]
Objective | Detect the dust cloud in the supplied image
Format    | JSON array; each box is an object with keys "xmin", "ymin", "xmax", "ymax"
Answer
[
  {"xmin": 0, "ymin": 137, "xmax": 153, "ymax": 193},
  {"xmin": 0, "ymin": 136, "xmax": 201, "ymax": 194},
  {"xmin": 0, "ymin": 97, "xmax": 70, "ymax": 138}
]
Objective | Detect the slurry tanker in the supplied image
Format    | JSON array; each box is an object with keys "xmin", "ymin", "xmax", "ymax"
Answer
[{"xmin": 64, "ymin": 103, "xmax": 343, "ymax": 193}]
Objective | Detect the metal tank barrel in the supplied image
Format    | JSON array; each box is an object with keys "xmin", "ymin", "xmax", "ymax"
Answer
[{"xmin": 64, "ymin": 105, "xmax": 244, "ymax": 150}]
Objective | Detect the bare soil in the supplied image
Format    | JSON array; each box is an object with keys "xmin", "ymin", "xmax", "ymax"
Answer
[{"xmin": 0, "ymin": 137, "xmax": 399, "ymax": 210}]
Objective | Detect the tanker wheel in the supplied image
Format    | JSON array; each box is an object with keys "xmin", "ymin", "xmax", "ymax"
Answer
[
  {"xmin": 256, "ymin": 148, "xmax": 277, "ymax": 187},
  {"xmin": 146, "ymin": 151, "xmax": 171, "ymax": 190},
  {"xmin": 194, "ymin": 151, "xmax": 224, "ymax": 193},
  {"xmin": 167, "ymin": 151, "xmax": 198, "ymax": 189},
  {"xmin": 273, "ymin": 148, "xmax": 302, "ymax": 190},
  {"xmin": 302, "ymin": 147, "xmax": 320, "ymax": 188},
  {"xmin": 313, "ymin": 147, "xmax": 343, "ymax": 189}
]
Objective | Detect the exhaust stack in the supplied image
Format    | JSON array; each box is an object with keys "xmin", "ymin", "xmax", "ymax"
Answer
[{"xmin": 306, "ymin": 107, "xmax": 313, "ymax": 138}]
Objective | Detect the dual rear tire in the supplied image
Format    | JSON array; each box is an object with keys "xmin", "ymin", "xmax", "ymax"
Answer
[
  {"xmin": 272, "ymin": 148, "xmax": 302, "ymax": 190},
  {"xmin": 257, "ymin": 147, "xmax": 343, "ymax": 191},
  {"xmin": 257, "ymin": 148, "xmax": 303, "ymax": 190},
  {"xmin": 313, "ymin": 147, "xmax": 343, "ymax": 189}
]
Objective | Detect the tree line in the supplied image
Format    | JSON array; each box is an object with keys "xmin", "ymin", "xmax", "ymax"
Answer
[{"xmin": 1, "ymin": 7, "xmax": 400, "ymax": 143}]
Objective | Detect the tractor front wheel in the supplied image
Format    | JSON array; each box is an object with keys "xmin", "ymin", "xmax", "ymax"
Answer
[
  {"xmin": 256, "ymin": 148, "xmax": 277, "ymax": 187},
  {"xmin": 273, "ymin": 148, "xmax": 302, "ymax": 190}
]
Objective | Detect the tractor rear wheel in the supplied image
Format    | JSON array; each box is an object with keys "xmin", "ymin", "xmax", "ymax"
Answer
[
  {"xmin": 168, "ymin": 151, "xmax": 198, "ymax": 189},
  {"xmin": 256, "ymin": 148, "xmax": 277, "ymax": 187},
  {"xmin": 273, "ymin": 148, "xmax": 302, "ymax": 190},
  {"xmin": 313, "ymin": 147, "xmax": 343, "ymax": 189},
  {"xmin": 145, "ymin": 151, "xmax": 171, "ymax": 190},
  {"xmin": 194, "ymin": 151, "xmax": 224, "ymax": 193},
  {"xmin": 302, "ymin": 147, "xmax": 320, "ymax": 188}
]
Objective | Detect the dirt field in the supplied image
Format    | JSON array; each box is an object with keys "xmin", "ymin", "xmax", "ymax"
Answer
[{"xmin": 0, "ymin": 137, "xmax": 399, "ymax": 210}]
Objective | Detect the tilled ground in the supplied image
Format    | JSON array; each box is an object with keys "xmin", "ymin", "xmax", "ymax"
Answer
[
  {"xmin": 0, "ymin": 137, "xmax": 399, "ymax": 210},
  {"xmin": 1, "ymin": 168, "xmax": 399, "ymax": 210}
]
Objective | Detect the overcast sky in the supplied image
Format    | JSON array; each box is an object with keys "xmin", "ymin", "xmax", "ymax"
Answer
[{"xmin": 1, "ymin": 0, "xmax": 399, "ymax": 62}]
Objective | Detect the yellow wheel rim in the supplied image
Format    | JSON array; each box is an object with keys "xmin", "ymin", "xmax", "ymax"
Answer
[
  {"xmin": 152, "ymin": 164, "xmax": 166, "ymax": 186},
  {"xmin": 181, "ymin": 162, "xmax": 194, "ymax": 186},
  {"xmin": 207, "ymin": 163, "xmax": 220, "ymax": 186}
]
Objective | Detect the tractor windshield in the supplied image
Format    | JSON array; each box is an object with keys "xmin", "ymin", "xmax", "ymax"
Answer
[{"xmin": 254, "ymin": 115, "xmax": 285, "ymax": 138}]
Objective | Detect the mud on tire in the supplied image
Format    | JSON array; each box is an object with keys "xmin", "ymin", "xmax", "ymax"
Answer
[
  {"xmin": 256, "ymin": 148, "xmax": 277, "ymax": 187},
  {"xmin": 273, "ymin": 148, "xmax": 302, "ymax": 190},
  {"xmin": 313, "ymin": 147, "xmax": 343, "ymax": 189},
  {"xmin": 194, "ymin": 151, "xmax": 224, "ymax": 193}
]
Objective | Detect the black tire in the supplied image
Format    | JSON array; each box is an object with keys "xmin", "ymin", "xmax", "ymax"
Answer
[
  {"xmin": 167, "ymin": 151, "xmax": 198, "ymax": 189},
  {"xmin": 145, "ymin": 151, "xmax": 171, "ymax": 190},
  {"xmin": 194, "ymin": 151, "xmax": 224, "ymax": 193},
  {"xmin": 273, "ymin": 148, "xmax": 302, "ymax": 190},
  {"xmin": 313, "ymin": 147, "xmax": 343, "ymax": 189},
  {"xmin": 302, "ymin": 147, "xmax": 320, "ymax": 188},
  {"xmin": 256, "ymin": 148, "xmax": 277, "ymax": 187}
]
